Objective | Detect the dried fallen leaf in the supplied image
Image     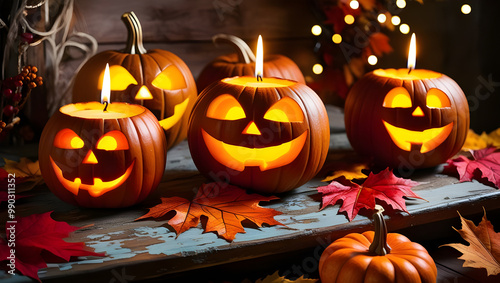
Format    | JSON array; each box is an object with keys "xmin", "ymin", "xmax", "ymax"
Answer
[
  {"xmin": 0, "ymin": 212, "xmax": 104, "ymax": 281},
  {"xmin": 322, "ymin": 162, "xmax": 368, "ymax": 182},
  {"xmin": 136, "ymin": 182, "xmax": 285, "ymax": 242},
  {"xmin": 441, "ymin": 209, "xmax": 500, "ymax": 276},
  {"xmin": 253, "ymin": 271, "xmax": 318, "ymax": 283},
  {"xmin": 317, "ymin": 168, "xmax": 424, "ymax": 221},
  {"xmin": 443, "ymin": 147, "xmax": 500, "ymax": 189},
  {"xmin": 1, "ymin": 158, "xmax": 43, "ymax": 192}
]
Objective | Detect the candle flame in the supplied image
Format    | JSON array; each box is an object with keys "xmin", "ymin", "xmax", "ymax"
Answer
[
  {"xmin": 255, "ymin": 35, "xmax": 263, "ymax": 79},
  {"xmin": 101, "ymin": 63, "xmax": 111, "ymax": 104},
  {"xmin": 407, "ymin": 33, "xmax": 416, "ymax": 70}
]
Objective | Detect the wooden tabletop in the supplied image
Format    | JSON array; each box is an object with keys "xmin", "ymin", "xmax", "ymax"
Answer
[{"xmin": 2, "ymin": 106, "xmax": 500, "ymax": 283}]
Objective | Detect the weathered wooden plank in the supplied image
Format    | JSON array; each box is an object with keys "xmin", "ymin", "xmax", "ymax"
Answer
[{"xmin": 75, "ymin": 0, "xmax": 318, "ymax": 43}]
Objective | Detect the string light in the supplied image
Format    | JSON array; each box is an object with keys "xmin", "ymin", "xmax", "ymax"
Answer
[
  {"xmin": 396, "ymin": 0, "xmax": 406, "ymax": 9},
  {"xmin": 332, "ymin": 34, "xmax": 342, "ymax": 44},
  {"xmin": 368, "ymin": 55, "xmax": 378, "ymax": 65},
  {"xmin": 312, "ymin": 64, "xmax": 323, "ymax": 75},
  {"xmin": 399, "ymin": 23, "xmax": 410, "ymax": 34},
  {"xmin": 350, "ymin": 0, "xmax": 359, "ymax": 9},
  {"xmin": 391, "ymin": 15, "xmax": 401, "ymax": 26},
  {"xmin": 461, "ymin": 4, "xmax": 471, "ymax": 14},
  {"xmin": 344, "ymin": 14, "xmax": 355, "ymax": 25},
  {"xmin": 377, "ymin": 13, "xmax": 387, "ymax": 23},
  {"xmin": 311, "ymin": 25, "xmax": 322, "ymax": 36}
]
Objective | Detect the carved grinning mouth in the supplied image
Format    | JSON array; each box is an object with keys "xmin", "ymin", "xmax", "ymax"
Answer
[
  {"xmin": 159, "ymin": 97, "xmax": 190, "ymax": 130},
  {"xmin": 49, "ymin": 157, "xmax": 135, "ymax": 197},
  {"xmin": 201, "ymin": 129, "xmax": 307, "ymax": 171},
  {"xmin": 382, "ymin": 121, "xmax": 453, "ymax": 153}
]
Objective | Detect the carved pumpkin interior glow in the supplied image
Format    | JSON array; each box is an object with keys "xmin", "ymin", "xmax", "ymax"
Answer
[
  {"xmin": 381, "ymin": 85, "xmax": 454, "ymax": 153},
  {"xmin": 72, "ymin": 12, "xmax": 197, "ymax": 150},
  {"xmin": 201, "ymin": 90, "xmax": 308, "ymax": 172},
  {"xmin": 39, "ymin": 101, "xmax": 167, "ymax": 208}
]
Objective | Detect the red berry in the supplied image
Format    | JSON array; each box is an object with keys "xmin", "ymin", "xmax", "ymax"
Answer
[
  {"xmin": 12, "ymin": 92, "xmax": 22, "ymax": 102},
  {"xmin": 3, "ymin": 89, "xmax": 13, "ymax": 98},
  {"xmin": 21, "ymin": 33, "xmax": 34, "ymax": 43},
  {"xmin": 3, "ymin": 105, "xmax": 14, "ymax": 117},
  {"xmin": 14, "ymin": 80, "xmax": 22, "ymax": 87}
]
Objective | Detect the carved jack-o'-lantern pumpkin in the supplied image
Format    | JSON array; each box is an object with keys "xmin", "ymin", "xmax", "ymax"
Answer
[
  {"xmin": 72, "ymin": 12, "xmax": 197, "ymax": 150},
  {"xmin": 188, "ymin": 76, "xmax": 330, "ymax": 194},
  {"xmin": 39, "ymin": 102, "xmax": 167, "ymax": 208},
  {"xmin": 345, "ymin": 68, "xmax": 469, "ymax": 169}
]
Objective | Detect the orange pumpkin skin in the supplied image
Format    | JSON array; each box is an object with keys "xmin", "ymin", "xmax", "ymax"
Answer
[
  {"xmin": 196, "ymin": 34, "xmax": 305, "ymax": 92},
  {"xmin": 319, "ymin": 231, "xmax": 437, "ymax": 283},
  {"xmin": 344, "ymin": 69, "xmax": 469, "ymax": 169},
  {"xmin": 188, "ymin": 77, "xmax": 329, "ymax": 194},
  {"xmin": 39, "ymin": 102, "xmax": 167, "ymax": 208},
  {"xmin": 72, "ymin": 12, "xmax": 197, "ymax": 150}
]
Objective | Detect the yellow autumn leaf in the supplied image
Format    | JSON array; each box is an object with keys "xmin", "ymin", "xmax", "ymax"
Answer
[
  {"xmin": 254, "ymin": 271, "xmax": 318, "ymax": 283},
  {"xmin": 462, "ymin": 128, "xmax": 500, "ymax": 150},
  {"xmin": 2, "ymin": 157, "xmax": 43, "ymax": 192},
  {"xmin": 322, "ymin": 163, "xmax": 369, "ymax": 182}
]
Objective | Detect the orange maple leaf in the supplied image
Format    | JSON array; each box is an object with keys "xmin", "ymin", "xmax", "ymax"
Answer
[
  {"xmin": 441, "ymin": 209, "xmax": 500, "ymax": 276},
  {"xmin": 136, "ymin": 183, "xmax": 285, "ymax": 241}
]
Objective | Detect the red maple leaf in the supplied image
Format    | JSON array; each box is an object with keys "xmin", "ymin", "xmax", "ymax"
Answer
[
  {"xmin": 443, "ymin": 147, "xmax": 500, "ymax": 188},
  {"xmin": 317, "ymin": 168, "xmax": 424, "ymax": 221},
  {"xmin": 136, "ymin": 182, "xmax": 285, "ymax": 242},
  {"xmin": 0, "ymin": 212, "xmax": 105, "ymax": 281}
]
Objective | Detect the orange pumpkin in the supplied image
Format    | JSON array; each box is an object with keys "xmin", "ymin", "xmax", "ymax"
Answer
[
  {"xmin": 188, "ymin": 76, "xmax": 329, "ymax": 194},
  {"xmin": 319, "ymin": 207, "xmax": 437, "ymax": 283},
  {"xmin": 72, "ymin": 11, "xmax": 197, "ymax": 150},
  {"xmin": 196, "ymin": 34, "xmax": 305, "ymax": 92},
  {"xmin": 345, "ymin": 69, "xmax": 469, "ymax": 170},
  {"xmin": 39, "ymin": 102, "xmax": 167, "ymax": 208}
]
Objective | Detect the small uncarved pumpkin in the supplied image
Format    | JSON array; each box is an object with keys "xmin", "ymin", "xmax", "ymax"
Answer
[
  {"xmin": 319, "ymin": 207, "xmax": 437, "ymax": 283},
  {"xmin": 73, "ymin": 11, "xmax": 197, "ymax": 150},
  {"xmin": 196, "ymin": 34, "xmax": 305, "ymax": 92}
]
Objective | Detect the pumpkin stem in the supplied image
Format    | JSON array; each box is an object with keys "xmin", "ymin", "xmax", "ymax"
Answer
[
  {"xmin": 368, "ymin": 205, "xmax": 391, "ymax": 256},
  {"xmin": 212, "ymin": 34, "xmax": 256, "ymax": 64},
  {"xmin": 121, "ymin": 11, "xmax": 147, "ymax": 55}
]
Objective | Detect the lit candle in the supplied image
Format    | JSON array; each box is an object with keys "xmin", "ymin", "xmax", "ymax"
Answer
[
  {"xmin": 38, "ymin": 65, "xmax": 167, "ymax": 208},
  {"xmin": 187, "ymin": 35, "xmax": 330, "ymax": 194},
  {"xmin": 344, "ymin": 33, "xmax": 470, "ymax": 170}
]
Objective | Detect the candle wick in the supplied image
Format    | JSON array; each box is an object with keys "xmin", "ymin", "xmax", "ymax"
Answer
[
  {"xmin": 257, "ymin": 74, "xmax": 263, "ymax": 82},
  {"xmin": 408, "ymin": 68, "xmax": 413, "ymax": 75},
  {"xmin": 103, "ymin": 101, "xmax": 109, "ymax": 112}
]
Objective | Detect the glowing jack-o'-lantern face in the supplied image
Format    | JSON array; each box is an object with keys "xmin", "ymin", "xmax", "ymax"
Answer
[
  {"xmin": 39, "ymin": 102, "xmax": 167, "ymax": 208},
  {"xmin": 382, "ymin": 87, "xmax": 454, "ymax": 153},
  {"xmin": 72, "ymin": 12, "xmax": 197, "ymax": 150},
  {"xmin": 202, "ymin": 94, "xmax": 307, "ymax": 171},
  {"xmin": 188, "ymin": 77, "xmax": 330, "ymax": 194},
  {"xmin": 50, "ymin": 129, "xmax": 134, "ymax": 197},
  {"xmin": 344, "ymin": 69, "xmax": 470, "ymax": 169}
]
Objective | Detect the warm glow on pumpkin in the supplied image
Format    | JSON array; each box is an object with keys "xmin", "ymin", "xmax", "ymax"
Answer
[
  {"xmin": 374, "ymin": 69, "xmax": 442, "ymax": 80},
  {"xmin": 202, "ymin": 130, "xmax": 307, "ymax": 172},
  {"xmin": 49, "ymin": 157, "xmax": 135, "ymax": 197},
  {"xmin": 151, "ymin": 65, "xmax": 188, "ymax": 90},
  {"xmin": 242, "ymin": 121, "xmax": 262, "ymax": 135},
  {"xmin": 383, "ymin": 121, "xmax": 453, "ymax": 153},
  {"xmin": 54, "ymin": 129, "xmax": 84, "ymax": 149},
  {"xmin": 96, "ymin": 130, "xmax": 129, "ymax": 151},
  {"xmin": 82, "ymin": 150, "xmax": 98, "ymax": 164},
  {"xmin": 383, "ymin": 87, "xmax": 412, "ymax": 108},
  {"xmin": 135, "ymin": 85, "xmax": 153, "ymax": 100},
  {"xmin": 223, "ymin": 77, "xmax": 295, "ymax": 88},
  {"xmin": 426, "ymin": 88, "xmax": 451, "ymax": 108},
  {"xmin": 206, "ymin": 94, "xmax": 246, "ymax": 120},
  {"xmin": 412, "ymin": 106, "xmax": 424, "ymax": 117},
  {"xmin": 263, "ymin": 97, "xmax": 305, "ymax": 122},
  {"xmin": 158, "ymin": 97, "xmax": 190, "ymax": 130}
]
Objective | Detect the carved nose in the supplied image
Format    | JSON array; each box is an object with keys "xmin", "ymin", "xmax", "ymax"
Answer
[
  {"xmin": 135, "ymin": 85, "xmax": 153, "ymax": 100},
  {"xmin": 82, "ymin": 150, "xmax": 98, "ymax": 164},
  {"xmin": 242, "ymin": 121, "xmax": 262, "ymax": 135},
  {"xmin": 412, "ymin": 106, "xmax": 424, "ymax": 117}
]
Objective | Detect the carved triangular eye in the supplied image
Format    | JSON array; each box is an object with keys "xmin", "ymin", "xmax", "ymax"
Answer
[
  {"xmin": 206, "ymin": 94, "xmax": 246, "ymax": 120},
  {"xmin": 96, "ymin": 131, "xmax": 129, "ymax": 151},
  {"xmin": 264, "ymin": 97, "xmax": 304, "ymax": 123},
  {"xmin": 426, "ymin": 88, "xmax": 451, "ymax": 108},
  {"xmin": 152, "ymin": 65, "xmax": 187, "ymax": 90},
  {"xmin": 99, "ymin": 65, "xmax": 138, "ymax": 91},
  {"xmin": 383, "ymin": 87, "xmax": 412, "ymax": 108},
  {"xmin": 54, "ymin": 129, "xmax": 84, "ymax": 149}
]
